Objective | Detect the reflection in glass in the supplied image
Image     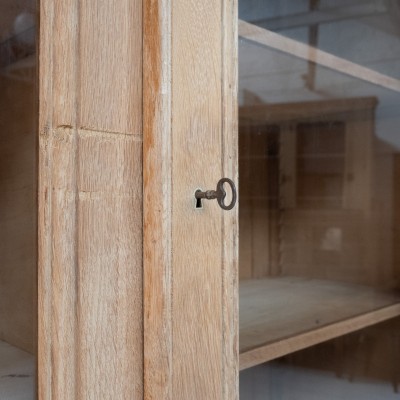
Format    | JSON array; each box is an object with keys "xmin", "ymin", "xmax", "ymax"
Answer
[
  {"xmin": 239, "ymin": 0, "xmax": 400, "ymax": 397},
  {"xmin": 0, "ymin": 1, "xmax": 36, "ymax": 398},
  {"xmin": 241, "ymin": 318, "xmax": 400, "ymax": 399}
]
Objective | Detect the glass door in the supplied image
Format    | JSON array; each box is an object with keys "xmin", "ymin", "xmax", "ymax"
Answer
[
  {"xmin": 238, "ymin": 1, "xmax": 400, "ymax": 398},
  {"xmin": 0, "ymin": 0, "xmax": 37, "ymax": 398}
]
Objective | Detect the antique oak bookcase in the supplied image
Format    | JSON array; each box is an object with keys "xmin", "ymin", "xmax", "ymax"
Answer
[{"xmin": 1, "ymin": 0, "xmax": 400, "ymax": 399}]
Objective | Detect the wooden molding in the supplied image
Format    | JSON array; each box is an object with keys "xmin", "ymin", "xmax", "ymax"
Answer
[
  {"xmin": 38, "ymin": 1, "xmax": 143, "ymax": 398},
  {"xmin": 143, "ymin": 0, "xmax": 173, "ymax": 399},
  {"xmin": 143, "ymin": 1, "xmax": 238, "ymax": 399}
]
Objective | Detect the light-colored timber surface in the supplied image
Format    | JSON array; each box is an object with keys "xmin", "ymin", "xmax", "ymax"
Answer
[
  {"xmin": 38, "ymin": 0, "xmax": 143, "ymax": 398},
  {"xmin": 143, "ymin": 0, "xmax": 238, "ymax": 399},
  {"xmin": 240, "ymin": 277, "xmax": 400, "ymax": 370}
]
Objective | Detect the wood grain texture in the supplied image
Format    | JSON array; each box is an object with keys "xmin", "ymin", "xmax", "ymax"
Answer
[
  {"xmin": 239, "ymin": 277, "xmax": 400, "ymax": 370},
  {"xmin": 221, "ymin": 0, "xmax": 239, "ymax": 398},
  {"xmin": 79, "ymin": 1, "xmax": 142, "ymax": 134},
  {"xmin": 172, "ymin": 0, "xmax": 221, "ymax": 394},
  {"xmin": 0, "ymin": 76, "xmax": 36, "ymax": 354},
  {"xmin": 38, "ymin": 1, "xmax": 55, "ymax": 397},
  {"xmin": 143, "ymin": 0, "xmax": 173, "ymax": 399},
  {"xmin": 38, "ymin": 0, "xmax": 143, "ymax": 398},
  {"xmin": 143, "ymin": 0, "xmax": 238, "ymax": 399}
]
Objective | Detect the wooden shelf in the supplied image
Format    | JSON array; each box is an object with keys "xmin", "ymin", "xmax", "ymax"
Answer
[
  {"xmin": 238, "ymin": 19, "xmax": 400, "ymax": 94},
  {"xmin": 1, "ymin": 54, "xmax": 35, "ymax": 82},
  {"xmin": 240, "ymin": 277, "xmax": 400, "ymax": 370}
]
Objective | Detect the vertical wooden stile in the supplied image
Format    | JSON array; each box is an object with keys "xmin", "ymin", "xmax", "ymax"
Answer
[
  {"xmin": 38, "ymin": 1, "xmax": 143, "ymax": 398},
  {"xmin": 143, "ymin": 0, "xmax": 173, "ymax": 399},
  {"xmin": 222, "ymin": 1, "xmax": 239, "ymax": 398},
  {"xmin": 144, "ymin": 0, "xmax": 238, "ymax": 399}
]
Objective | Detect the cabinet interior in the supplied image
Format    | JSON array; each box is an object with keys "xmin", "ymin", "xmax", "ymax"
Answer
[{"xmin": 238, "ymin": 11, "xmax": 400, "ymax": 375}]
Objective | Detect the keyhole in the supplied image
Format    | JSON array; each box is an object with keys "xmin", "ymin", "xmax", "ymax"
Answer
[{"xmin": 195, "ymin": 189, "xmax": 203, "ymax": 209}]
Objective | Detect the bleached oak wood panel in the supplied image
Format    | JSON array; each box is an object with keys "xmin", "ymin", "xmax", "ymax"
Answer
[
  {"xmin": 79, "ymin": 1, "xmax": 142, "ymax": 134},
  {"xmin": 222, "ymin": 0, "xmax": 239, "ymax": 398},
  {"xmin": 143, "ymin": 0, "xmax": 238, "ymax": 399},
  {"xmin": 38, "ymin": 0, "xmax": 143, "ymax": 398},
  {"xmin": 143, "ymin": 0, "xmax": 173, "ymax": 399},
  {"xmin": 174, "ymin": 0, "xmax": 221, "ymax": 397},
  {"xmin": 172, "ymin": 0, "xmax": 221, "ymax": 391},
  {"xmin": 76, "ymin": 131, "xmax": 143, "ymax": 398}
]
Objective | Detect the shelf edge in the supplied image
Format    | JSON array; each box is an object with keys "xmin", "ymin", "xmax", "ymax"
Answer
[{"xmin": 239, "ymin": 302, "xmax": 400, "ymax": 370}]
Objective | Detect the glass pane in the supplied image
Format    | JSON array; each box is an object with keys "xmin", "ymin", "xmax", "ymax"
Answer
[
  {"xmin": 0, "ymin": 0, "xmax": 37, "ymax": 398},
  {"xmin": 241, "ymin": 318, "xmax": 400, "ymax": 399},
  {"xmin": 239, "ymin": 0, "xmax": 400, "ymax": 397},
  {"xmin": 239, "ymin": 0, "xmax": 400, "ymax": 79}
]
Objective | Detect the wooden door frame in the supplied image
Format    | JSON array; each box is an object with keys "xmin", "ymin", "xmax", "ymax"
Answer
[
  {"xmin": 38, "ymin": 0, "xmax": 143, "ymax": 398},
  {"xmin": 143, "ymin": 1, "xmax": 239, "ymax": 399},
  {"xmin": 38, "ymin": 0, "xmax": 238, "ymax": 398}
]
